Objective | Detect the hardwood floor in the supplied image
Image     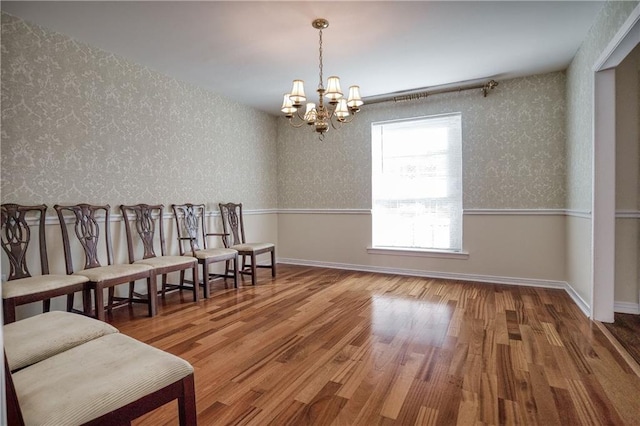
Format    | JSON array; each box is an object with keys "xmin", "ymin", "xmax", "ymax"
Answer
[
  {"xmin": 604, "ymin": 313, "xmax": 640, "ymax": 367},
  {"xmin": 107, "ymin": 265, "xmax": 640, "ymax": 425}
]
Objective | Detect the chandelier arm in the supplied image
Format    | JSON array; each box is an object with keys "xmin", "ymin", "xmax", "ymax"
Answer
[
  {"xmin": 329, "ymin": 116, "xmax": 342, "ymax": 131},
  {"xmin": 286, "ymin": 109, "xmax": 309, "ymax": 128},
  {"xmin": 287, "ymin": 118, "xmax": 306, "ymax": 128},
  {"xmin": 337, "ymin": 113, "xmax": 358, "ymax": 125},
  {"xmin": 295, "ymin": 108, "xmax": 306, "ymax": 122},
  {"xmin": 326, "ymin": 103, "xmax": 359, "ymax": 129}
]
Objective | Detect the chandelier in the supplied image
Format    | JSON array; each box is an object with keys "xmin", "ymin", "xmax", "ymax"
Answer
[{"xmin": 281, "ymin": 18, "xmax": 363, "ymax": 140}]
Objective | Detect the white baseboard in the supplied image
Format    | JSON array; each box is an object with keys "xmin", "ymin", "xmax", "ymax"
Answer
[
  {"xmin": 562, "ymin": 283, "xmax": 591, "ymax": 318},
  {"xmin": 614, "ymin": 301, "xmax": 640, "ymax": 314}
]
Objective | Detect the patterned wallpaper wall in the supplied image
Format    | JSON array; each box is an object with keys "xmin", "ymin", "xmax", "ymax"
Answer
[
  {"xmin": 566, "ymin": 0, "xmax": 639, "ymax": 212},
  {"xmin": 1, "ymin": 13, "xmax": 278, "ymax": 210},
  {"xmin": 277, "ymin": 72, "xmax": 567, "ymax": 210}
]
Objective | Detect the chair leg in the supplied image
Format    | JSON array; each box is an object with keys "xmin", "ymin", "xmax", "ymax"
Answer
[
  {"xmin": 129, "ymin": 281, "xmax": 136, "ymax": 304},
  {"xmin": 107, "ymin": 287, "xmax": 115, "ymax": 313},
  {"xmin": 224, "ymin": 259, "xmax": 230, "ymax": 278},
  {"xmin": 233, "ymin": 256, "xmax": 239, "ymax": 288},
  {"xmin": 202, "ymin": 262, "xmax": 210, "ymax": 299},
  {"xmin": 271, "ymin": 248, "xmax": 277, "ymax": 278},
  {"xmin": 242, "ymin": 255, "xmax": 249, "ymax": 273},
  {"xmin": 42, "ymin": 299, "xmax": 51, "ymax": 313},
  {"xmin": 161, "ymin": 274, "xmax": 168, "ymax": 297},
  {"xmin": 67, "ymin": 293, "xmax": 75, "ymax": 312},
  {"xmin": 146, "ymin": 275, "xmax": 157, "ymax": 317},
  {"xmin": 3, "ymin": 299, "xmax": 16, "ymax": 324},
  {"xmin": 95, "ymin": 285, "xmax": 105, "ymax": 321},
  {"xmin": 191, "ymin": 266, "xmax": 199, "ymax": 302},
  {"xmin": 251, "ymin": 254, "xmax": 257, "ymax": 286},
  {"xmin": 178, "ymin": 271, "xmax": 185, "ymax": 299},
  {"xmin": 82, "ymin": 287, "xmax": 92, "ymax": 315}
]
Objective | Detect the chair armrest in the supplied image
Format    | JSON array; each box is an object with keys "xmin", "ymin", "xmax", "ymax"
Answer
[{"xmin": 176, "ymin": 237, "xmax": 198, "ymax": 256}]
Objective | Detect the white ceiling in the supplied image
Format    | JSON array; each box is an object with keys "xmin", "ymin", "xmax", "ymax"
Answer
[{"xmin": 2, "ymin": 1, "xmax": 605, "ymax": 115}]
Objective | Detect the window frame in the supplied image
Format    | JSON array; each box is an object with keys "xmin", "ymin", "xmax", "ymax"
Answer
[{"xmin": 370, "ymin": 112, "xmax": 464, "ymax": 253}]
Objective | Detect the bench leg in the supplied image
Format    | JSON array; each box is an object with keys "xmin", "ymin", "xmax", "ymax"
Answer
[
  {"xmin": 3, "ymin": 299, "xmax": 16, "ymax": 324},
  {"xmin": 179, "ymin": 374, "xmax": 197, "ymax": 426}
]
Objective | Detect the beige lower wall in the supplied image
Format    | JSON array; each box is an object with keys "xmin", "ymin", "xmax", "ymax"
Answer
[
  {"xmin": 565, "ymin": 215, "xmax": 592, "ymax": 309},
  {"xmin": 277, "ymin": 212, "xmax": 566, "ymax": 284},
  {"xmin": 615, "ymin": 218, "xmax": 640, "ymax": 306},
  {"xmin": 3, "ymin": 212, "xmax": 278, "ymax": 321}
]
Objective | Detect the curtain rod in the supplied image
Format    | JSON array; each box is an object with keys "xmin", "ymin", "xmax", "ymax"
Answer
[{"xmin": 362, "ymin": 78, "xmax": 499, "ymax": 105}]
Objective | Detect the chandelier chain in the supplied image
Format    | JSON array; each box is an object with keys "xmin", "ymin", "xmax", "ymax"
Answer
[{"xmin": 318, "ymin": 28, "xmax": 324, "ymax": 90}]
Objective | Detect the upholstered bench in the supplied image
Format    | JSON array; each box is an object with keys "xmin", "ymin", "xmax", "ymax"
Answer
[
  {"xmin": 4, "ymin": 311, "xmax": 118, "ymax": 372},
  {"xmin": 4, "ymin": 313, "xmax": 197, "ymax": 425}
]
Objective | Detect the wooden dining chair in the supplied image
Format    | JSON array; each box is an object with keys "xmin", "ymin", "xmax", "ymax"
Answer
[
  {"xmin": 54, "ymin": 203, "xmax": 157, "ymax": 321},
  {"xmin": 172, "ymin": 203, "xmax": 238, "ymax": 297},
  {"xmin": 1, "ymin": 203, "xmax": 89, "ymax": 323},
  {"xmin": 120, "ymin": 204, "xmax": 199, "ymax": 302},
  {"xmin": 219, "ymin": 202, "xmax": 276, "ymax": 286}
]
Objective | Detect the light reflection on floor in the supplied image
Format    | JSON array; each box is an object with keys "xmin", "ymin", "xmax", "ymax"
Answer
[{"xmin": 371, "ymin": 295, "xmax": 454, "ymax": 349}]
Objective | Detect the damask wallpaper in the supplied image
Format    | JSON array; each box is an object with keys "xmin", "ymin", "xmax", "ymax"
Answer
[
  {"xmin": 5, "ymin": 4, "xmax": 635, "ymax": 214},
  {"xmin": 277, "ymin": 72, "xmax": 567, "ymax": 210},
  {"xmin": 1, "ymin": 12, "xmax": 278, "ymax": 210},
  {"xmin": 566, "ymin": 0, "xmax": 639, "ymax": 212}
]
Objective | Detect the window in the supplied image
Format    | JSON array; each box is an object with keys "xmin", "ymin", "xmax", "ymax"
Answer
[{"xmin": 371, "ymin": 113, "xmax": 462, "ymax": 251}]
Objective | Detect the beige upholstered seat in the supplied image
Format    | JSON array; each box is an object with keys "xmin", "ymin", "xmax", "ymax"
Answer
[
  {"xmin": 75, "ymin": 264, "xmax": 153, "ymax": 283},
  {"xmin": 135, "ymin": 255, "xmax": 197, "ymax": 269},
  {"xmin": 4, "ymin": 311, "xmax": 118, "ymax": 372},
  {"xmin": 219, "ymin": 202, "xmax": 276, "ymax": 286},
  {"xmin": 230, "ymin": 242, "xmax": 275, "ymax": 252},
  {"xmin": 8, "ymin": 333, "xmax": 196, "ymax": 425},
  {"xmin": 172, "ymin": 203, "xmax": 238, "ymax": 297},
  {"xmin": 121, "ymin": 204, "xmax": 200, "ymax": 302},
  {"xmin": 193, "ymin": 247, "xmax": 238, "ymax": 261},
  {"xmin": 1, "ymin": 204, "xmax": 90, "ymax": 324},
  {"xmin": 2, "ymin": 274, "xmax": 88, "ymax": 299}
]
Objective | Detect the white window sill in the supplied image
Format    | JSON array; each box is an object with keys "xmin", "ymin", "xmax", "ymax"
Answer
[{"xmin": 367, "ymin": 246, "xmax": 469, "ymax": 259}]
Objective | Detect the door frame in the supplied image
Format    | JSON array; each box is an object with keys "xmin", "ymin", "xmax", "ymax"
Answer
[{"xmin": 592, "ymin": 4, "xmax": 640, "ymax": 322}]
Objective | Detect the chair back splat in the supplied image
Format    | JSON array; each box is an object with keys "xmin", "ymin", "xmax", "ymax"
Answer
[
  {"xmin": 56, "ymin": 204, "xmax": 119, "ymax": 275},
  {"xmin": 186, "ymin": 204, "xmax": 204, "ymax": 252},
  {"xmin": 57, "ymin": 204, "xmax": 112, "ymax": 272},
  {"xmin": 121, "ymin": 204, "xmax": 162, "ymax": 261},
  {"xmin": 1, "ymin": 204, "xmax": 48, "ymax": 280}
]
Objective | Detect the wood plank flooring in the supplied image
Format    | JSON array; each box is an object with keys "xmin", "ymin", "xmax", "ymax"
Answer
[
  {"xmin": 604, "ymin": 313, "xmax": 640, "ymax": 367},
  {"xmin": 107, "ymin": 265, "xmax": 640, "ymax": 425}
]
